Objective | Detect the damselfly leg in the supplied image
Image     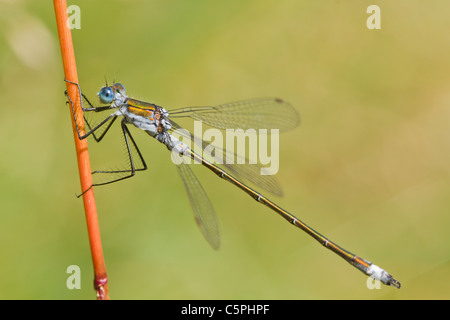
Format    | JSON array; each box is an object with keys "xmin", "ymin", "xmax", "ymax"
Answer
[{"xmin": 65, "ymin": 80, "xmax": 147, "ymax": 196}]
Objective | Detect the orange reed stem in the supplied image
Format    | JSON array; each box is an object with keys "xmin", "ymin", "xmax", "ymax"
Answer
[{"xmin": 53, "ymin": 0, "xmax": 109, "ymax": 300}]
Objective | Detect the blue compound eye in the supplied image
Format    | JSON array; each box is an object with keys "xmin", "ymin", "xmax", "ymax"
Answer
[
  {"xmin": 114, "ymin": 83, "xmax": 126, "ymax": 95},
  {"xmin": 98, "ymin": 87, "xmax": 114, "ymax": 104}
]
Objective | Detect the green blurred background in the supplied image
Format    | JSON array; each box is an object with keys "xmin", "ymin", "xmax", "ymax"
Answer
[{"xmin": 0, "ymin": 0, "xmax": 449, "ymax": 299}]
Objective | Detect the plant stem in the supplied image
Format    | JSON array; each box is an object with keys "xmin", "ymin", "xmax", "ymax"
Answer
[{"xmin": 53, "ymin": 0, "xmax": 109, "ymax": 300}]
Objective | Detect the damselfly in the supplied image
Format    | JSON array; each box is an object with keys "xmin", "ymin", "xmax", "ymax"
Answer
[{"xmin": 65, "ymin": 80, "xmax": 400, "ymax": 288}]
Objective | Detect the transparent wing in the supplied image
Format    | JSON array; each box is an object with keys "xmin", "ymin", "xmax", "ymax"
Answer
[
  {"xmin": 169, "ymin": 98, "xmax": 300, "ymax": 132},
  {"xmin": 176, "ymin": 160, "xmax": 220, "ymax": 250}
]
